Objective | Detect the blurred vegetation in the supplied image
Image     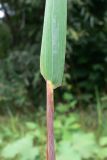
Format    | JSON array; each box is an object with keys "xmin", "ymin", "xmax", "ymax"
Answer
[
  {"xmin": 0, "ymin": 0, "xmax": 107, "ymax": 159},
  {"xmin": 0, "ymin": 0, "xmax": 107, "ymax": 107}
]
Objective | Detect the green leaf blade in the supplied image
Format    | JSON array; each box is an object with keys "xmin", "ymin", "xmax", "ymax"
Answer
[{"xmin": 40, "ymin": 0, "xmax": 67, "ymax": 88}]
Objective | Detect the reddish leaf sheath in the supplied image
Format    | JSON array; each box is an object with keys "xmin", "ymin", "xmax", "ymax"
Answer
[{"xmin": 46, "ymin": 80, "xmax": 55, "ymax": 160}]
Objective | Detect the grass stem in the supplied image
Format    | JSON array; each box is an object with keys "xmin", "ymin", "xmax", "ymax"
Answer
[{"xmin": 46, "ymin": 80, "xmax": 55, "ymax": 160}]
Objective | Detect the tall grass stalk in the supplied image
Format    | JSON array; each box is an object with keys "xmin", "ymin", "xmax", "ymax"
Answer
[
  {"xmin": 46, "ymin": 81, "xmax": 55, "ymax": 160},
  {"xmin": 40, "ymin": 0, "xmax": 67, "ymax": 159}
]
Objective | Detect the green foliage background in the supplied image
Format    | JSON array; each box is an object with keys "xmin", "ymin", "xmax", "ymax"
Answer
[
  {"xmin": 0, "ymin": 0, "xmax": 107, "ymax": 160},
  {"xmin": 0, "ymin": 0, "xmax": 107, "ymax": 107}
]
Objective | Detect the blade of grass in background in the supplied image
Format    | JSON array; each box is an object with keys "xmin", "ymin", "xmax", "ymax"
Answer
[{"xmin": 40, "ymin": 0, "xmax": 67, "ymax": 160}]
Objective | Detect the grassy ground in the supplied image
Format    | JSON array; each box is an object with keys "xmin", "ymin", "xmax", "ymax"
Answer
[{"xmin": 0, "ymin": 106, "xmax": 107, "ymax": 160}]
